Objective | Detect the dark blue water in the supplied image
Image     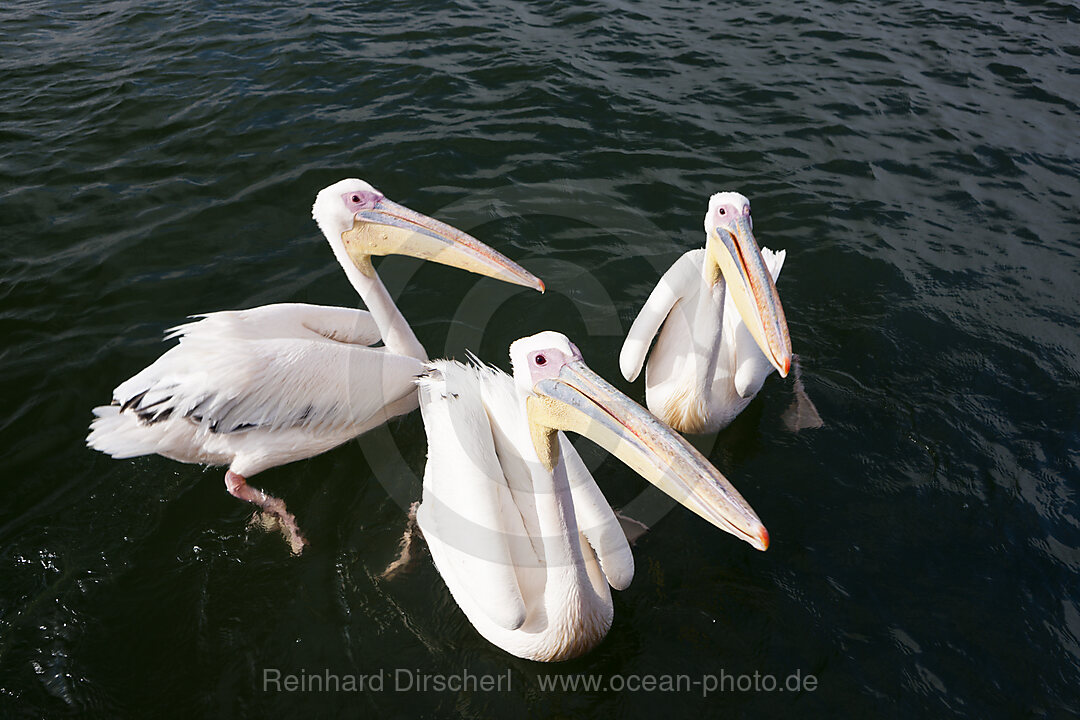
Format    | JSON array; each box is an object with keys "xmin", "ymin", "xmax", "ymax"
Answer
[{"xmin": 2, "ymin": 0, "xmax": 1079, "ymax": 717}]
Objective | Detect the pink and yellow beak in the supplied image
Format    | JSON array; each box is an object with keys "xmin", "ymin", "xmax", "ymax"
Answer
[
  {"xmin": 341, "ymin": 197, "xmax": 544, "ymax": 293},
  {"xmin": 527, "ymin": 355, "xmax": 769, "ymax": 551},
  {"xmin": 707, "ymin": 214, "xmax": 791, "ymax": 376}
]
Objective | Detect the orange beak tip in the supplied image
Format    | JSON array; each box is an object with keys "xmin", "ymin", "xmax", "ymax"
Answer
[
  {"xmin": 537, "ymin": 279, "xmax": 546, "ymax": 294},
  {"xmin": 759, "ymin": 527, "xmax": 770, "ymax": 551}
]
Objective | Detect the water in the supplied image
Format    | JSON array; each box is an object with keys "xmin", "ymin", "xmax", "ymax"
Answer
[{"xmin": 2, "ymin": 0, "xmax": 1078, "ymax": 716}]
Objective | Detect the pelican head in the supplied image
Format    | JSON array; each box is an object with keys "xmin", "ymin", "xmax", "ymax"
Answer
[
  {"xmin": 312, "ymin": 178, "xmax": 544, "ymax": 292},
  {"xmin": 511, "ymin": 331, "xmax": 769, "ymax": 551},
  {"xmin": 704, "ymin": 192, "xmax": 791, "ymax": 377}
]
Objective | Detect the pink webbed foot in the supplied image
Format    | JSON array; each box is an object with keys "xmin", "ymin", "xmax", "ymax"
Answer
[{"xmin": 225, "ymin": 470, "xmax": 308, "ymax": 555}]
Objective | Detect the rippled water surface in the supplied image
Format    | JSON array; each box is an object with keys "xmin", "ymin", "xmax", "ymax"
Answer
[{"xmin": 2, "ymin": 0, "xmax": 1079, "ymax": 717}]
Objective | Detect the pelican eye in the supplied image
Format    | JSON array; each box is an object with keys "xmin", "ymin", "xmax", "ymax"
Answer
[
  {"xmin": 535, "ymin": 354, "xmax": 547, "ymax": 366},
  {"xmin": 351, "ymin": 195, "xmax": 361, "ymax": 203},
  {"xmin": 719, "ymin": 208, "xmax": 726, "ymax": 215}
]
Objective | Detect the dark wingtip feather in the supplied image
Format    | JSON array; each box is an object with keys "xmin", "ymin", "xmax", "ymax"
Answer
[{"xmin": 120, "ymin": 390, "xmax": 148, "ymax": 413}]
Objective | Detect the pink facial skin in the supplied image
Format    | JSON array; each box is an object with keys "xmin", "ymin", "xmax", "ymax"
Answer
[
  {"xmin": 714, "ymin": 200, "xmax": 752, "ymax": 229},
  {"xmin": 525, "ymin": 342, "xmax": 582, "ymax": 386},
  {"xmin": 342, "ymin": 189, "xmax": 383, "ymax": 213}
]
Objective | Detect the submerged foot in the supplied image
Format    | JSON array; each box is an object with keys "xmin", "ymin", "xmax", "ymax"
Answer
[
  {"xmin": 782, "ymin": 354, "xmax": 824, "ymax": 432},
  {"xmin": 615, "ymin": 510, "xmax": 650, "ymax": 545},
  {"xmin": 226, "ymin": 470, "xmax": 309, "ymax": 555},
  {"xmin": 382, "ymin": 501, "xmax": 422, "ymax": 579}
]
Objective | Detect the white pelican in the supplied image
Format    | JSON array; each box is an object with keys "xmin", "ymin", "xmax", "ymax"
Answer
[
  {"xmin": 88, "ymin": 179, "xmax": 543, "ymax": 552},
  {"xmin": 620, "ymin": 192, "xmax": 795, "ymax": 434},
  {"xmin": 414, "ymin": 331, "xmax": 767, "ymax": 661}
]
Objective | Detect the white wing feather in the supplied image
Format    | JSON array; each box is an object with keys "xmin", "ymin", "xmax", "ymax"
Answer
[
  {"xmin": 416, "ymin": 362, "xmax": 529, "ymax": 631},
  {"xmin": 166, "ymin": 302, "xmax": 382, "ymax": 345},
  {"xmin": 107, "ymin": 303, "xmax": 417, "ymax": 436},
  {"xmin": 620, "ymin": 249, "xmax": 704, "ymax": 382},
  {"xmin": 563, "ymin": 447, "xmax": 634, "ymax": 590}
]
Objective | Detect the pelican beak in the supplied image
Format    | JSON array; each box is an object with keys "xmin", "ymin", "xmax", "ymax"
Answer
[
  {"xmin": 527, "ymin": 359, "xmax": 769, "ymax": 551},
  {"xmin": 706, "ymin": 216, "xmax": 791, "ymax": 376},
  {"xmin": 341, "ymin": 198, "xmax": 544, "ymax": 292}
]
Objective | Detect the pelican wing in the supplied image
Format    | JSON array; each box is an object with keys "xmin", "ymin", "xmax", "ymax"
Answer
[
  {"xmin": 168, "ymin": 303, "xmax": 383, "ymax": 346},
  {"xmin": 562, "ymin": 444, "xmax": 634, "ymax": 590},
  {"xmin": 416, "ymin": 362, "xmax": 529, "ymax": 631},
  {"xmin": 110, "ymin": 304, "xmax": 420, "ymax": 436},
  {"xmin": 620, "ymin": 249, "xmax": 705, "ymax": 382}
]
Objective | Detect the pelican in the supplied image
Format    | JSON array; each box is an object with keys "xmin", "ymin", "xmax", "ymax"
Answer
[
  {"xmin": 620, "ymin": 191, "xmax": 797, "ymax": 434},
  {"xmin": 88, "ymin": 179, "xmax": 543, "ymax": 552},
  {"xmin": 414, "ymin": 331, "xmax": 767, "ymax": 661}
]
